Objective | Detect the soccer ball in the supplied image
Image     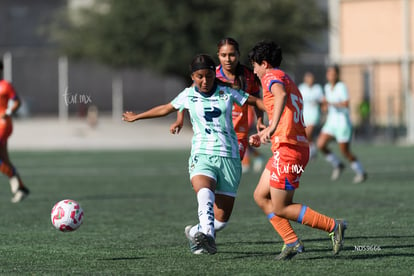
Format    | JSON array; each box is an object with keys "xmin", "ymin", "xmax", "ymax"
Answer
[{"xmin": 51, "ymin": 199, "xmax": 84, "ymax": 232}]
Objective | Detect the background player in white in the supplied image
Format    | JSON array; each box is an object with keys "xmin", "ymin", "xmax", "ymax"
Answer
[
  {"xmin": 123, "ymin": 54, "xmax": 264, "ymax": 254},
  {"xmin": 317, "ymin": 65, "xmax": 367, "ymax": 183},
  {"xmin": 298, "ymin": 72, "xmax": 324, "ymax": 160}
]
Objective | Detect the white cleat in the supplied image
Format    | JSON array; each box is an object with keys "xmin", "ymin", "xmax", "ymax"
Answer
[
  {"xmin": 11, "ymin": 187, "xmax": 30, "ymax": 203},
  {"xmin": 353, "ymin": 173, "xmax": 367, "ymax": 184},
  {"xmin": 331, "ymin": 163, "xmax": 345, "ymax": 181}
]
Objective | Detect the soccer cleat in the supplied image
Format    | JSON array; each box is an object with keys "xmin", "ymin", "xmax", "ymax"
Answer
[
  {"xmin": 194, "ymin": 231, "xmax": 217, "ymax": 254},
  {"xmin": 353, "ymin": 173, "xmax": 367, "ymax": 184},
  {"xmin": 275, "ymin": 239, "xmax": 305, "ymax": 261},
  {"xmin": 184, "ymin": 225, "xmax": 205, "ymax": 254},
  {"xmin": 329, "ymin": 219, "xmax": 347, "ymax": 255},
  {"xmin": 11, "ymin": 187, "xmax": 30, "ymax": 203},
  {"xmin": 331, "ymin": 163, "xmax": 345, "ymax": 181}
]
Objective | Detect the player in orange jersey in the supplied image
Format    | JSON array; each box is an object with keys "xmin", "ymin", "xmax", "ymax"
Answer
[
  {"xmin": 0, "ymin": 61, "xmax": 29, "ymax": 203},
  {"xmin": 214, "ymin": 38, "xmax": 265, "ymax": 162},
  {"xmin": 248, "ymin": 41, "xmax": 346, "ymax": 260}
]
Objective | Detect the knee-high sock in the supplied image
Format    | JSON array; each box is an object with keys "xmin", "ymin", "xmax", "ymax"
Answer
[
  {"xmin": 268, "ymin": 213, "xmax": 298, "ymax": 245},
  {"xmin": 351, "ymin": 161, "xmax": 364, "ymax": 174},
  {"xmin": 297, "ymin": 205, "xmax": 336, "ymax": 232},
  {"xmin": 325, "ymin": 153, "xmax": 341, "ymax": 168},
  {"xmin": 197, "ymin": 188, "xmax": 215, "ymax": 237}
]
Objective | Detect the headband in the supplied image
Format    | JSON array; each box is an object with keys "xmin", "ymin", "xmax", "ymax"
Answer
[{"xmin": 191, "ymin": 63, "xmax": 215, "ymax": 73}]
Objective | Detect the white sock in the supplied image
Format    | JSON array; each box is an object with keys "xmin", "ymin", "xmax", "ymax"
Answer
[
  {"xmin": 325, "ymin": 153, "xmax": 341, "ymax": 168},
  {"xmin": 189, "ymin": 224, "xmax": 200, "ymax": 238},
  {"xmin": 351, "ymin": 161, "xmax": 364, "ymax": 175},
  {"xmin": 214, "ymin": 219, "xmax": 228, "ymax": 232},
  {"xmin": 10, "ymin": 176, "xmax": 19, "ymax": 194},
  {"xmin": 196, "ymin": 188, "xmax": 215, "ymax": 237}
]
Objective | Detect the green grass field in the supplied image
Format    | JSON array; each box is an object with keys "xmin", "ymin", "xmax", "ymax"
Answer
[{"xmin": 1, "ymin": 144, "xmax": 413, "ymax": 275}]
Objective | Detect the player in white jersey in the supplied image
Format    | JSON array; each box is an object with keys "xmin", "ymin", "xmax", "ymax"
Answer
[
  {"xmin": 317, "ymin": 65, "xmax": 367, "ymax": 183},
  {"xmin": 298, "ymin": 72, "xmax": 324, "ymax": 159},
  {"xmin": 123, "ymin": 54, "xmax": 265, "ymax": 255}
]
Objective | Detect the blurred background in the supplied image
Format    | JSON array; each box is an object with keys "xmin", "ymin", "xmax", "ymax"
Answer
[{"xmin": 0, "ymin": 0, "xmax": 413, "ymax": 149}]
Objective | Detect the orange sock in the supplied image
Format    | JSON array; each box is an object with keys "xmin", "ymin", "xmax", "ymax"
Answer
[
  {"xmin": 268, "ymin": 213, "xmax": 298, "ymax": 245},
  {"xmin": 297, "ymin": 205, "xmax": 335, "ymax": 232},
  {"xmin": 0, "ymin": 162, "xmax": 15, "ymax": 178}
]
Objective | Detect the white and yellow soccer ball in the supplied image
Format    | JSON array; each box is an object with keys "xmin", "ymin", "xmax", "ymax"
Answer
[{"xmin": 51, "ymin": 199, "xmax": 84, "ymax": 232}]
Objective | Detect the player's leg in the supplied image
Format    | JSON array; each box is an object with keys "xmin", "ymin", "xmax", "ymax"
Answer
[
  {"xmin": 185, "ymin": 154, "xmax": 217, "ymax": 254},
  {"xmin": 190, "ymin": 174, "xmax": 217, "ymax": 254},
  {"xmin": 0, "ymin": 136, "xmax": 29, "ymax": 203},
  {"xmin": 305, "ymin": 124, "xmax": 318, "ymax": 160},
  {"xmin": 213, "ymin": 194, "xmax": 234, "ymax": 232},
  {"xmin": 212, "ymin": 155, "xmax": 242, "ymax": 233},
  {"xmin": 270, "ymin": 188, "xmax": 346, "ymax": 255},
  {"xmin": 338, "ymin": 142, "xmax": 367, "ymax": 183},
  {"xmin": 317, "ymin": 131, "xmax": 344, "ymax": 180},
  {"xmin": 253, "ymin": 161, "xmax": 303, "ymax": 260}
]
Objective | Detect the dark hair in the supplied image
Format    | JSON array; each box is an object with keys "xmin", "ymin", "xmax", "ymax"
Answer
[
  {"xmin": 190, "ymin": 54, "xmax": 216, "ymax": 73},
  {"xmin": 248, "ymin": 41, "xmax": 282, "ymax": 68},
  {"xmin": 217, "ymin": 37, "xmax": 240, "ymax": 55},
  {"xmin": 217, "ymin": 37, "xmax": 247, "ymax": 90},
  {"xmin": 328, "ymin": 64, "xmax": 340, "ymax": 75}
]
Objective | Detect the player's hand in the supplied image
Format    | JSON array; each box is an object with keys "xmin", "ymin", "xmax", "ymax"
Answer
[
  {"xmin": 170, "ymin": 122, "xmax": 183, "ymax": 134},
  {"xmin": 122, "ymin": 111, "xmax": 138, "ymax": 122},
  {"xmin": 258, "ymin": 127, "xmax": 273, "ymax": 144},
  {"xmin": 249, "ymin": 134, "xmax": 261, "ymax": 148},
  {"xmin": 256, "ymin": 117, "xmax": 267, "ymax": 132}
]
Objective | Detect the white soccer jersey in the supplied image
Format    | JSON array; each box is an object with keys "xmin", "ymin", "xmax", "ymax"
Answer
[
  {"xmin": 324, "ymin": 81, "xmax": 350, "ymax": 121},
  {"xmin": 298, "ymin": 83, "xmax": 324, "ymax": 126},
  {"xmin": 171, "ymin": 84, "xmax": 249, "ymax": 158}
]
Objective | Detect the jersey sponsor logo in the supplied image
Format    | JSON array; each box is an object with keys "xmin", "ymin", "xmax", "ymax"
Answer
[
  {"xmin": 218, "ymin": 90, "xmax": 229, "ymax": 100},
  {"xmin": 204, "ymin": 107, "xmax": 221, "ymax": 122},
  {"xmin": 189, "ymin": 96, "xmax": 199, "ymax": 102}
]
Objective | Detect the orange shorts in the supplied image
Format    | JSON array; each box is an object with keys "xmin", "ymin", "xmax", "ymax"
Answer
[
  {"xmin": 265, "ymin": 143, "xmax": 309, "ymax": 190},
  {"xmin": 0, "ymin": 117, "xmax": 13, "ymax": 145},
  {"xmin": 238, "ymin": 138, "xmax": 248, "ymax": 160}
]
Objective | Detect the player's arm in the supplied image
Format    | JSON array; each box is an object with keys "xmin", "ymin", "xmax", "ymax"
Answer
[
  {"xmin": 246, "ymin": 95, "xmax": 266, "ymax": 113},
  {"xmin": 169, "ymin": 110, "xmax": 185, "ymax": 134},
  {"xmin": 122, "ymin": 103, "xmax": 176, "ymax": 122},
  {"xmin": 259, "ymin": 83, "xmax": 286, "ymax": 143},
  {"xmin": 250, "ymin": 91, "xmax": 266, "ymax": 131},
  {"xmin": 3, "ymin": 97, "xmax": 21, "ymax": 118},
  {"xmin": 3, "ymin": 82, "xmax": 21, "ymax": 118},
  {"xmin": 330, "ymin": 100, "xmax": 349, "ymax": 109},
  {"xmin": 320, "ymin": 97, "xmax": 328, "ymax": 113}
]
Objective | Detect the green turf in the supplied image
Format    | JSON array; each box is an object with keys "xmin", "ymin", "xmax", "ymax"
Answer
[{"xmin": 0, "ymin": 144, "xmax": 413, "ymax": 275}]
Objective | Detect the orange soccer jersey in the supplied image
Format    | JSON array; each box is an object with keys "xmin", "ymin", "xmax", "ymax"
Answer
[
  {"xmin": 261, "ymin": 69, "xmax": 308, "ymax": 152},
  {"xmin": 0, "ymin": 80, "xmax": 17, "ymax": 143},
  {"xmin": 216, "ymin": 64, "xmax": 260, "ymax": 140}
]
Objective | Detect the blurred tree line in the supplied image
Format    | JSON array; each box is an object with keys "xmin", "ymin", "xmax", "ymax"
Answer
[{"xmin": 51, "ymin": 0, "xmax": 326, "ymax": 79}]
